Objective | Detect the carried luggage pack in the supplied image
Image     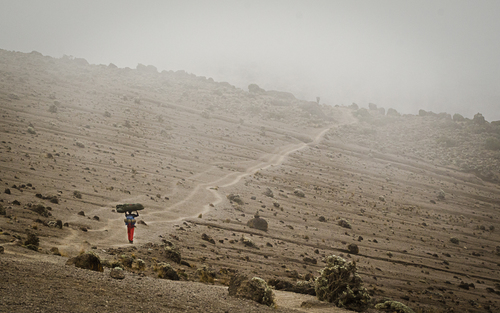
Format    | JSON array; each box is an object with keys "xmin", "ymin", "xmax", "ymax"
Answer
[{"xmin": 116, "ymin": 203, "xmax": 144, "ymax": 213}]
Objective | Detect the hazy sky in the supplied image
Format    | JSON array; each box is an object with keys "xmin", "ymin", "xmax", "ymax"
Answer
[{"xmin": 1, "ymin": 0, "xmax": 499, "ymax": 120}]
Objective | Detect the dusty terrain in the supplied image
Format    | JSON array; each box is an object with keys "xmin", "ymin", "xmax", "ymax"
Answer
[{"xmin": 1, "ymin": 49, "xmax": 500, "ymax": 313}]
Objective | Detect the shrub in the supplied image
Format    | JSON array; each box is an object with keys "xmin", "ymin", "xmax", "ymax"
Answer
[
  {"xmin": 387, "ymin": 108, "xmax": 400, "ymax": 117},
  {"xmin": 473, "ymin": 112, "xmax": 486, "ymax": 124},
  {"xmin": 349, "ymin": 103, "xmax": 359, "ymax": 110},
  {"xmin": 453, "ymin": 113, "xmax": 465, "ymax": 122},
  {"xmin": 375, "ymin": 300, "xmax": 415, "ymax": 313},
  {"xmin": 248, "ymin": 84, "xmax": 264, "ymax": 93},
  {"xmin": 436, "ymin": 136, "xmax": 457, "ymax": 148},
  {"xmin": 229, "ymin": 275, "xmax": 275, "ymax": 306},
  {"xmin": 315, "ymin": 255, "xmax": 371, "ymax": 311},
  {"xmin": 485, "ymin": 137, "xmax": 500, "ymax": 150}
]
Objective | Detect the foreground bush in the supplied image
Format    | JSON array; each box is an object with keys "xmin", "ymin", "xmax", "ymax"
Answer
[{"xmin": 315, "ymin": 255, "xmax": 371, "ymax": 311}]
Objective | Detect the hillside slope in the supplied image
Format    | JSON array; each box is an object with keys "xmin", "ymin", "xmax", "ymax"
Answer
[{"xmin": 1, "ymin": 50, "xmax": 499, "ymax": 312}]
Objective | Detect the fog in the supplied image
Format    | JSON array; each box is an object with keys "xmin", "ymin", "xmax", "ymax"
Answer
[{"xmin": 1, "ymin": 0, "xmax": 499, "ymax": 120}]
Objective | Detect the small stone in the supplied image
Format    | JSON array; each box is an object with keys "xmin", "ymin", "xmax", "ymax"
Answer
[
  {"xmin": 263, "ymin": 188, "xmax": 274, "ymax": 198},
  {"xmin": 347, "ymin": 243, "xmax": 359, "ymax": 254},
  {"xmin": 450, "ymin": 237, "xmax": 460, "ymax": 245},
  {"xmin": 338, "ymin": 219, "xmax": 351, "ymax": 229},
  {"xmin": 294, "ymin": 189, "xmax": 305, "ymax": 198},
  {"xmin": 201, "ymin": 233, "xmax": 215, "ymax": 244}
]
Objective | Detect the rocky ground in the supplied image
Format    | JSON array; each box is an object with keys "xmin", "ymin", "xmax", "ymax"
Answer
[{"xmin": 1, "ymin": 49, "xmax": 500, "ymax": 312}]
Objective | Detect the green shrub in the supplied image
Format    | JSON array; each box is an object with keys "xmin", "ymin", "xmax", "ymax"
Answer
[
  {"xmin": 315, "ymin": 255, "xmax": 371, "ymax": 311},
  {"xmin": 485, "ymin": 137, "xmax": 500, "ymax": 150}
]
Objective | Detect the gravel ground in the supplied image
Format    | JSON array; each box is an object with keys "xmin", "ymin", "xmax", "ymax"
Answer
[{"xmin": 1, "ymin": 246, "xmax": 303, "ymax": 313}]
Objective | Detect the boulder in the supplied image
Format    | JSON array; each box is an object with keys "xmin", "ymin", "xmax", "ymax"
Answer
[
  {"xmin": 66, "ymin": 252, "xmax": 104, "ymax": 272},
  {"xmin": 228, "ymin": 274, "xmax": 275, "ymax": 306},
  {"xmin": 110, "ymin": 267, "xmax": 125, "ymax": 280},
  {"xmin": 294, "ymin": 189, "xmax": 305, "ymax": 198},
  {"xmin": 247, "ymin": 215, "xmax": 268, "ymax": 231},
  {"xmin": 227, "ymin": 194, "xmax": 244, "ymax": 205},
  {"xmin": 347, "ymin": 243, "xmax": 359, "ymax": 254},
  {"xmin": 201, "ymin": 233, "xmax": 215, "ymax": 244},
  {"xmin": 338, "ymin": 219, "xmax": 352, "ymax": 229},
  {"xmin": 263, "ymin": 188, "xmax": 274, "ymax": 198}
]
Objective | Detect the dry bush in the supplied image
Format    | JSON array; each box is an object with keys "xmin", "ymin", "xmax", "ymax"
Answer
[{"xmin": 315, "ymin": 255, "xmax": 371, "ymax": 311}]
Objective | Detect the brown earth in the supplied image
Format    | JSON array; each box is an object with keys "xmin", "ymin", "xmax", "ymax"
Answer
[{"xmin": 1, "ymin": 49, "xmax": 500, "ymax": 312}]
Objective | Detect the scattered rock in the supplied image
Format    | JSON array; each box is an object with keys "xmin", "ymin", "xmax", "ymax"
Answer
[
  {"xmin": 227, "ymin": 194, "xmax": 244, "ymax": 205},
  {"xmin": 263, "ymin": 188, "xmax": 274, "ymax": 198},
  {"xmin": 347, "ymin": 243, "xmax": 359, "ymax": 254},
  {"xmin": 0, "ymin": 205, "xmax": 5, "ymax": 216},
  {"xmin": 73, "ymin": 191, "xmax": 82, "ymax": 199},
  {"xmin": 77, "ymin": 211, "xmax": 85, "ymax": 216},
  {"xmin": 247, "ymin": 212, "xmax": 268, "ymax": 231},
  {"xmin": 303, "ymin": 257, "xmax": 317, "ymax": 265},
  {"xmin": 338, "ymin": 219, "xmax": 352, "ymax": 229},
  {"xmin": 228, "ymin": 275, "xmax": 275, "ymax": 306},
  {"xmin": 450, "ymin": 237, "xmax": 460, "ymax": 245},
  {"xmin": 318, "ymin": 216, "xmax": 326, "ymax": 222},
  {"xmin": 66, "ymin": 252, "xmax": 104, "ymax": 272},
  {"xmin": 4, "ymin": 188, "xmax": 11, "ymax": 195},
  {"xmin": 201, "ymin": 233, "xmax": 215, "ymax": 244},
  {"xmin": 294, "ymin": 189, "xmax": 305, "ymax": 198},
  {"xmin": 110, "ymin": 267, "xmax": 125, "ymax": 280},
  {"xmin": 458, "ymin": 281, "xmax": 475, "ymax": 290},
  {"xmin": 240, "ymin": 236, "xmax": 258, "ymax": 249},
  {"xmin": 0, "ymin": 246, "xmax": 4, "ymax": 254}
]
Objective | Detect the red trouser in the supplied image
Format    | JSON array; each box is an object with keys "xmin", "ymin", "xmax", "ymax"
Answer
[{"xmin": 127, "ymin": 224, "xmax": 135, "ymax": 242}]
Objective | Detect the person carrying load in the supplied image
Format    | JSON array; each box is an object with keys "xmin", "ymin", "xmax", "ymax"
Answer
[
  {"xmin": 116, "ymin": 203, "xmax": 144, "ymax": 244},
  {"xmin": 124, "ymin": 211, "xmax": 138, "ymax": 243}
]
